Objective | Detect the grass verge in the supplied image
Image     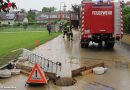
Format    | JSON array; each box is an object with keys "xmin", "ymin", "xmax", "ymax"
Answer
[
  {"xmin": 121, "ymin": 34, "xmax": 130, "ymax": 45},
  {"xmin": 0, "ymin": 31, "xmax": 61, "ymax": 66}
]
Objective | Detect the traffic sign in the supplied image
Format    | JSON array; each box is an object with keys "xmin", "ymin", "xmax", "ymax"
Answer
[{"xmin": 27, "ymin": 64, "xmax": 47, "ymax": 84}]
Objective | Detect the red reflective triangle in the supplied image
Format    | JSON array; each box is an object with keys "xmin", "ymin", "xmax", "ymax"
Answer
[{"xmin": 27, "ymin": 64, "xmax": 47, "ymax": 84}]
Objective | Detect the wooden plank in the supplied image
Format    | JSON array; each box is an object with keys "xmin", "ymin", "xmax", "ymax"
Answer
[
  {"xmin": 72, "ymin": 62, "xmax": 104, "ymax": 77},
  {"xmin": 72, "ymin": 66, "xmax": 86, "ymax": 77}
]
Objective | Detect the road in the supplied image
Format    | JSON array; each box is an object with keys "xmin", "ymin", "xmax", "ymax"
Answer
[{"xmin": 0, "ymin": 30, "xmax": 130, "ymax": 90}]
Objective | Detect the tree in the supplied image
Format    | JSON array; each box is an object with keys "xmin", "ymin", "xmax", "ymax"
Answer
[
  {"xmin": 50, "ymin": 7, "xmax": 56, "ymax": 12},
  {"xmin": 71, "ymin": 4, "xmax": 81, "ymax": 28},
  {"xmin": 27, "ymin": 10, "xmax": 36, "ymax": 22},
  {"xmin": 0, "ymin": 0, "xmax": 16, "ymax": 13},
  {"xmin": 123, "ymin": 6, "xmax": 130, "ymax": 34},
  {"xmin": 123, "ymin": 13, "xmax": 130, "ymax": 34},
  {"xmin": 20, "ymin": 9, "xmax": 26, "ymax": 13},
  {"xmin": 42, "ymin": 7, "xmax": 56, "ymax": 13},
  {"xmin": 71, "ymin": 4, "xmax": 81, "ymax": 18},
  {"xmin": 123, "ymin": 7, "xmax": 130, "ymax": 16}
]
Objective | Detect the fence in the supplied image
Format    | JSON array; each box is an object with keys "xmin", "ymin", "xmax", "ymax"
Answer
[{"xmin": 22, "ymin": 48, "xmax": 62, "ymax": 76}]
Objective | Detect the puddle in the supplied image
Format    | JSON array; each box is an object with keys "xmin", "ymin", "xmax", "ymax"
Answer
[
  {"xmin": 55, "ymin": 77, "xmax": 76, "ymax": 86},
  {"xmin": 85, "ymin": 82, "xmax": 115, "ymax": 90}
]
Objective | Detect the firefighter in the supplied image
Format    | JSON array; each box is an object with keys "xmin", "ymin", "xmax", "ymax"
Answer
[
  {"xmin": 47, "ymin": 23, "xmax": 51, "ymax": 35},
  {"xmin": 59, "ymin": 22, "xmax": 63, "ymax": 32},
  {"xmin": 62, "ymin": 22, "xmax": 68, "ymax": 38},
  {"xmin": 66, "ymin": 21, "xmax": 73, "ymax": 40}
]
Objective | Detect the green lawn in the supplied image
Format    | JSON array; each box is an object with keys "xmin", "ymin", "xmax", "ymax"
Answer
[{"xmin": 0, "ymin": 31, "xmax": 61, "ymax": 66}]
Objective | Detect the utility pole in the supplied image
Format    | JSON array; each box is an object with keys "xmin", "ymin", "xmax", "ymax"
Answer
[{"xmin": 60, "ymin": 2, "xmax": 66, "ymax": 20}]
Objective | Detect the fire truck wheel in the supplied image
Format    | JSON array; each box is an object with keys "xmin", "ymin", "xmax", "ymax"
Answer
[
  {"xmin": 105, "ymin": 42, "xmax": 114, "ymax": 48},
  {"xmin": 109, "ymin": 43, "xmax": 114, "ymax": 48},
  {"xmin": 81, "ymin": 44, "xmax": 85, "ymax": 48},
  {"xmin": 98, "ymin": 42, "xmax": 102, "ymax": 48}
]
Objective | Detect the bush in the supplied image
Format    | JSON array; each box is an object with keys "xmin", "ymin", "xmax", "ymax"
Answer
[
  {"xmin": 123, "ymin": 7, "xmax": 130, "ymax": 34},
  {"xmin": 123, "ymin": 6, "xmax": 130, "ymax": 15},
  {"xmin": 123, "ymin": 14, "xmax": 130, "ymax": 34},
  {"xmin": 13, "ymin": 23, "xmax": 22, "ymax": 27},
  {"xmin": 23, "ymin": 23, "xmax": 28, "ymax": 30}
]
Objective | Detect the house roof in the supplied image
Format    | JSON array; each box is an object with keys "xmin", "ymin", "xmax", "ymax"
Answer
[
  {"xmin": 15, "ymin": 13, "xmax": 26, "ymax": 21},
  {"xmin": 0, "ymin": 12, "xmax": 27, "ymax": 21},
  {"xmin": 35, "ymin": 11, "xmax": 79, "ymax": 21},
  {"xmin": 0, "ymin": 13, "xmax": 6, "ymax": 20},
  {"xmin": 126, "ymin": 1, "xmax": 130, "ymax": 6},
  {"xmin": 0, "ymin": 12, "xmax": 16, "ymax": 20}
]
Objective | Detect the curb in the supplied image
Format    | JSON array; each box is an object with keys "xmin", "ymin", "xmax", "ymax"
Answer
[{"xmin": 0, "ymin": 59, "xmax": 17, "ymax": 70}]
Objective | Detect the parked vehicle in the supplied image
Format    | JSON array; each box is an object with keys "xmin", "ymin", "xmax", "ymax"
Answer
[{"xmin": 80, "ymin": 0, "xmax": 123, "ymax": 48}]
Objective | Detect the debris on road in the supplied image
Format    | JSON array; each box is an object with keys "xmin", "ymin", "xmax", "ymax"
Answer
[
  {"xmin": 0, "ymin": 69, "xmax": 11, "ymax": 78},
  {"xmin": 72, "ymin": 66, "xmax": 86, "ymax": 77},
  {"xmin": 72, "ymin": 62, "xmax": 104, "ymax": 77},
  {"xmin": 10, "ymin": 69, "xmax": 21, "ymax": 75},
  {"xmin": 93, "ymin": 67, "xmax": 108, "ymax": 75},
  {"xmin": 16, "ymin": 59, "xmax": 57, "ymax": 80}
]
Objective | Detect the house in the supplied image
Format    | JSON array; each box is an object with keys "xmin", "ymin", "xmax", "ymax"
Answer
[
  {"xmin": 126, "ymin": 1, "xmax": 130, "ymax": 7},
  {"xmin": 15, "ymin": 12, "xmax": 28, "ymax": 24},
  {"xmin": 0, "ymin": 12, "xmax": 15, "ymax": 25},
  {"xmin": 35, "ymin": 11, "xmax": 79, "ymax": 23},
  {"xmin": 0, "ymin": 11, "xmax": 28, "ymax": 25}
]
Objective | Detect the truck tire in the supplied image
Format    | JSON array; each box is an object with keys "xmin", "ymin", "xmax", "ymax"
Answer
[
  {"xmin": 109, "ymin": 43, "xmax": 114, "ymax": 48},
  {"xmin": 105, "ymin": 42, "xmax": 114, "ymax": 48},
  {"xmin": 98, "ymin": 42, "xmax": 102, "ymax": 48}
]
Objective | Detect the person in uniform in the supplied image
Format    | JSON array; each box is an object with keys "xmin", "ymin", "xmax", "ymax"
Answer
[
  {"xmin": 62, "ymin": 23, "xmax": 68, "ymax": 38},
  {"xmin": 66, "ymin": 21, "xmax": 73, "ymax": 40},
  {"xmin": 47, "ymin": 23, "xmax": 51, "ymax": 35},
  {"xmin": 59, "ymin": 22, "xmax": 64, "ymax": 32}
]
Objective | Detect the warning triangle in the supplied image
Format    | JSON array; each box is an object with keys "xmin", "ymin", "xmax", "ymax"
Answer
[{"xmin": 27, "ymin": 64, "xmax": 47, "ymax": 84}]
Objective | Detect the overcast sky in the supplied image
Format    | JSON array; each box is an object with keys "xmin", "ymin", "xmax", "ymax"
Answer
[
  {"xmin": 10, "ymin": 0, "xmax": 81, "ymax": 11},
  {"xmin": 10, "ymin": 0, "xmax": 129, "ymax": 11}
]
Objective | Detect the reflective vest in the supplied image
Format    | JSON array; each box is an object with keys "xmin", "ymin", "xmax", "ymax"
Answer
[{"xmin": 67, "ymin": 25, "xmax": 72, "ymax": 33}]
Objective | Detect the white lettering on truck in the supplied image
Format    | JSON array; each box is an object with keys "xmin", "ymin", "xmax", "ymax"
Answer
[{"xmin": 92, "ymin": 11, "xmax": 112, "ymax": 16}]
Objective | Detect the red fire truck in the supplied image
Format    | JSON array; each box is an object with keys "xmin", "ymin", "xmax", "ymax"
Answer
[{"xmin": 80, "ymin": 0, "xmax": 123, "ymax": 48}]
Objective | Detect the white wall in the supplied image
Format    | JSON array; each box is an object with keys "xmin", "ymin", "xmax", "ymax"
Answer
[{"xmin": 0, "ymin": 20, "xmax": 15, "ymax": 25}]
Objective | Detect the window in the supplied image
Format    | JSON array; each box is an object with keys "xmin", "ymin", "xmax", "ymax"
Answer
[{"xmin": 92, "ymin": 0, "xmax": 112, "ymax": 6}]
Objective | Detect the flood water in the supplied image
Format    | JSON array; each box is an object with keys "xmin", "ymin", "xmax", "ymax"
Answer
[{"xmin": 0, "ymin": 30, "xmax": 130, "ymax": 90}]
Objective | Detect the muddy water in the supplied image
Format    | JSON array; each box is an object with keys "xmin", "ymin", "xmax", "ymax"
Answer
[{"xmin": 0, "ymin": 30, "xmax": 130, "ymax": 90}]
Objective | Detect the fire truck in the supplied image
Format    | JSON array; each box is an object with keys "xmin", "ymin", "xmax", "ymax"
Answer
[{"xmin": 80, "ymin": 0, "xmax": 123, "ymax": 48}]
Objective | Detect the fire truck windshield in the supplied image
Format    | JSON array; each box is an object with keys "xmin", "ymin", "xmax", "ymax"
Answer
[{"xmin": 92, "ymin": 0, "xmax": 112, "ymax": 6}]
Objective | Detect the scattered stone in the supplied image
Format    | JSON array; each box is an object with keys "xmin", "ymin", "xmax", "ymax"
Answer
[
  {"xmin": 10, "ymin": 69, "xmax": 21, "ymax": 75},
  {"xmin": 93, "ymin": 67, "xmax": 107, "ymax": 75},
  {"xmin": 0, "ymin": 69, "xmax": 11, "ymax": 78}
]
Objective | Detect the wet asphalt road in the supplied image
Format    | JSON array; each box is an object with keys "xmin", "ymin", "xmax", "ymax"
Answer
[{"xmin": 0, "ymin": 30, "xmax": 130, "ymax": 90}]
